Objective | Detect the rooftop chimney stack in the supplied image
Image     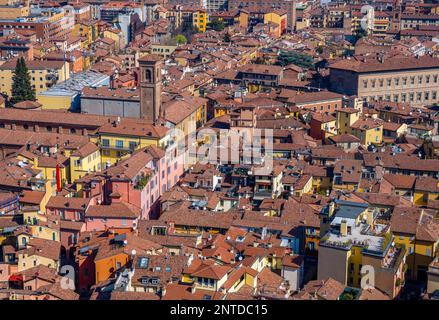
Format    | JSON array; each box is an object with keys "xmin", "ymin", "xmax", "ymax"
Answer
[{"xmin": 340, "ymin": 220, "xmax": 348, "ymax": 236}]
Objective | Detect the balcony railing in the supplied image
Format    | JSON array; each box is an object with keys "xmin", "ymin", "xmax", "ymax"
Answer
[
  {"xmin": 99, "ymin": 142, "xmax": 136, "ymax": 152},
  {"xmin": 253, "ymin": 191, "xmax": 273, "ymax": 199}
]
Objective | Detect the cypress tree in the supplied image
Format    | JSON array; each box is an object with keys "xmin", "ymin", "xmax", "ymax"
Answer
[{"xmin": 11, "ymin": 57, "xmax": 35, "ymax": 104}]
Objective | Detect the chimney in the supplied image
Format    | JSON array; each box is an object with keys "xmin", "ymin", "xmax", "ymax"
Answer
[
  {"xmin": 34, "ymin": 124, "xmax": 39, "ymax": 132},
  {"xmin": 340, "ymin": 220, "xmax": 348, "ymax": 236}
]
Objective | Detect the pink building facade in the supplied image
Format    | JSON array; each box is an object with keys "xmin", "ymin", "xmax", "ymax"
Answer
[
  {"xmin": 84, "ymin": 216, "xmax": 139, "ymax": 232},
  {"xmin": 83, "ymin": 202, "xmax": 142, "ymax": 232},
  {"xmin": 45, "ymin": 197, "xmax": 93, "ymax": 221},
  {"xmin": 105, "ymin": 146, "xmax": 185, "ymax": 220}
]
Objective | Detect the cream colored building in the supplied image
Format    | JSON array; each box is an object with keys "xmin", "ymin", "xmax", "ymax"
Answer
[
  {"xmin": 0, "ymin": 0, "xmax": 29, "ymax": 19},
  {"xmin": 17, "ymin": 239, "xmax": 60, "ymax": 272},
  {"xmin": 330, "ymin": 55, "xmax": 439, "ymax": 106},
  {"xmin": 150, "ymin": 44, "xmax": 177, "ymax": 59}
]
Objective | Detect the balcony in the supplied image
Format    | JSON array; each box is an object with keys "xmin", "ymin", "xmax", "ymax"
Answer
[
  {"xmin": 253, "ymin": 190, "xmax": 273, "ymax": 200},
  {"xmin": 255, "ymin": 176, "xmax": 272, "ymax": 184},
  {"xmin": 99, "ymin": 142, "xmax": 136, "ymax": 152}
]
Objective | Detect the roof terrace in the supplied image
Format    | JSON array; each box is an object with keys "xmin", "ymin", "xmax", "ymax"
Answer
[{"xmin": 321, "ymin": 221, "xmax": 386, "ymax": 252}]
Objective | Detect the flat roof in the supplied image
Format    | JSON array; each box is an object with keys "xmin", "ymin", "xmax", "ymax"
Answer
[
  {"xmin": 323, "ymin": 223, "xmax": 386, "ymax": 253},
  {"xmin": 38, "ymin": 71, "xmax": 109, "ymax": 97},
  {"xmin": 336, "ymin": 205, "xmax": 366, "ymax": 219}
]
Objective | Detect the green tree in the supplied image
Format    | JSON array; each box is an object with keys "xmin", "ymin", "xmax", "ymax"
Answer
[
  {"xmin": 11, "ymin": 57, "xmax": 35, "ymax": 104},
  {"xmin": 180, "ymin": 24, "xmax": 199, "ymax": 43},
  {"xmin": 174, "ymin": 34, "xmax": 188, "ymax": 45},
  {"xmin": 208, "ymin": 19, "xmax": 225, "ymax": 31},
  {"xmin": 276, "ymin": 51, "xmax": 315, "ymax": 70}
]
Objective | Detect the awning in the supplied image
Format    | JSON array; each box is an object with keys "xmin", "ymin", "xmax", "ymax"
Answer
[{"xmin": 9, "ymin": 275, "xmax": 23, "ymax": 282}]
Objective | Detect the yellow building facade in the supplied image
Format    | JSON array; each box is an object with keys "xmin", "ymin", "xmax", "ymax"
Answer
[
  {"xmin": 73, "ymin": 20, "xmax": 98, "ymax": 48},
  {"xmin": 193, "ymin": 10, "xmax": 208, "ymax": 32},
  {"xmin": 392, "ymin": 232, "xmax": 437, "ymax": 280},
  {"xmin": 351, "ymin": 125, "xmax": 383, "ymax": 146},
  {"xmin": 0, "ymin": 60, "xmax": 69, "ymax": 98},
  {"xmin": 263, "ymin": 11, "xmax": 287, "ymax": 37},
  {"xmin": 413, "ymin": 182, "xmax": 439, "ymax": 206},
  {"xmin": 99, "ymin": 133, "xmax": 169, "ymax": 167},
  {"xmin": 336, "ymin": 108, "xmax": 360, "ymax": 135},
  {"xmin": 67, "ymin": 147, "xmax": 101, "ymax": 182},
  {"xmin": 103, "ymin": 29, "xmax": 122, "ymax": 52},
  {"xmin": 29, "ymin": 225, "xmax": 60, "ymax": 242}
]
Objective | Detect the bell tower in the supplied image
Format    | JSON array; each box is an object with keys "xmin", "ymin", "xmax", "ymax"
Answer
[
  {"xmin": 139, "ymin": 54, "xmax": 162, "ymax": 123},
  {"xmin": 391, "ymin": 0, "xmax": 402, "ymax": 32}
]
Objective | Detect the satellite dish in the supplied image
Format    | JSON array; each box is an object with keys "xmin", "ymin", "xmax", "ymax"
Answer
[{"xmin": 131, "ymin": 249, "xmax": 137, "ymax": 256}]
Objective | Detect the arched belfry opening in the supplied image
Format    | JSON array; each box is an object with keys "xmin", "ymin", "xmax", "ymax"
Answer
[{"xmin": 139, "ymin": 54, "xmax": 163, "ymax": 123}]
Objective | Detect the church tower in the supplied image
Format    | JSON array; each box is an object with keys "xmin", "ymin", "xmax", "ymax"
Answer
[
  {"xmin": 139, "ymin": 54, "xmax": 162, "ymax": 123},
  {"xmin": 391, "ymin": 0, "xmax": 402, "ymax": 32}
]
